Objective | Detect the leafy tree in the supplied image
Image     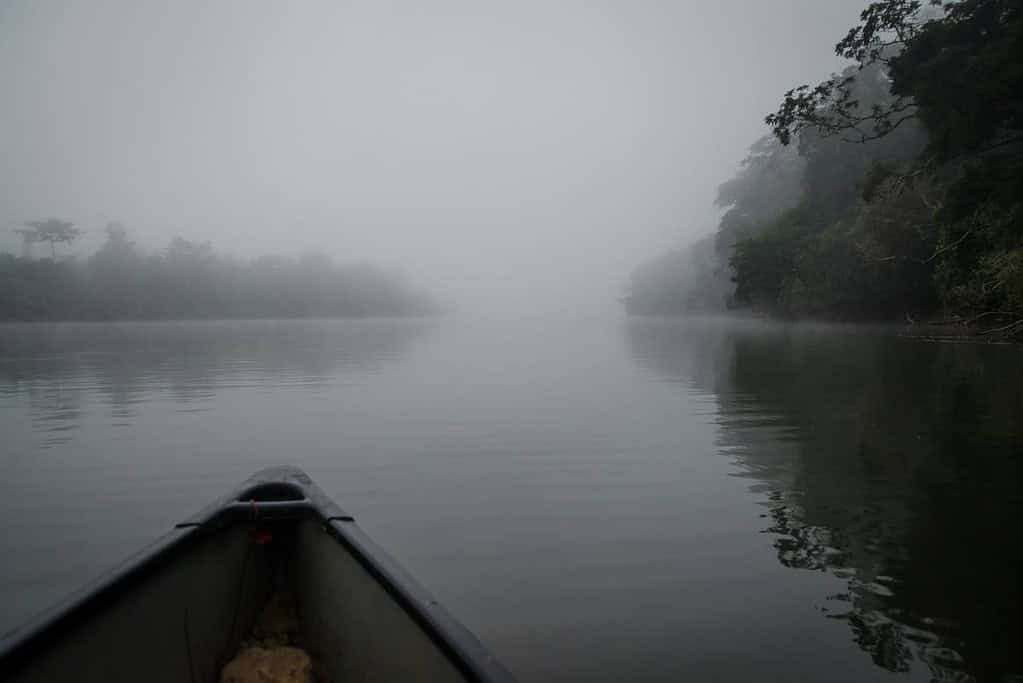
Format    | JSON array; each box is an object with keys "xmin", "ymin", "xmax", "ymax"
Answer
[
  {"xmin": 767, "ymin": 0, "xmax": 1023, "ymax": 160},
  {"xmin": 87, "ymin": 224, "xmax": 147, "ymax": 318},
  {"xmin": 626, "ymin": 0, "xmax": 1022, "ymax": 330},
  {"xmin": 623, "ymin": 136, "xmax": 805, "ymax": 316},
  {"xmin": 0, "ymin": 229, "xmax": 434, "ymax": 321},
  {"xmin": 624, "ymin": 235, "xmax": 730, "ymax": 315},
  {"xmin": 746, "ymin": 0, "xmax": 1022, "ymax": 327},
  {"xmin": 18, "ymin": 219, "xmax": 82, "ymax": 260},
  {"xmin": 714, "ymin": 135, "xmax": 805, "ymax": 258},
  {"xmin": 795, "ymin": 63, "xmax": 926, "ymax": 222}
]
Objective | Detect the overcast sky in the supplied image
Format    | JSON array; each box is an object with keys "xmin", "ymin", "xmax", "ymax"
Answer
[{"xmin": 0, "ymin": 0, "xmax": 865, "ymax": 313}]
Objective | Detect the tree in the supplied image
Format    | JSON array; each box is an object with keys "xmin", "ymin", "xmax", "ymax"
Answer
[
  {"xmin": 765, "ymin": 0, "xmax": 924, "ymax": 146},
  {"xmin": 624, "ymin": 0, "xmax": 1023, "ymax": 326},
  {"xmin": 19, "ymin": 219, "xmax": 82, "ymax": 260},
  {"xmin": 885, "ymin": 0, "xmax": 1023, "ymax": 159},
  {"xmin": 714, "ymin": 135, "xmax": 806, "ymax": 257},
  {"xmin": 766, "ymin": 0, "xmax": 1023, "ymax": 160}
]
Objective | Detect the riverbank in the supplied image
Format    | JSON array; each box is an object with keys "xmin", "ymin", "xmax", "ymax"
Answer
[
  {"xmin": 0, "ymin": 242, "xmax": 435, "ymax": 322},
  {"xmin": 626, "ymin": 310, "xmax": 1023, "ymax": 344},
  {"xmin": 901, "ymin": 316, "xmax": 1023, "ymax": 343}
]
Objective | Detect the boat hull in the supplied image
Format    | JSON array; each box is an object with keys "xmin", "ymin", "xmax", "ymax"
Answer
[{"xmin": 0, "ymin": 467, "xmax": 514, "ymax": 683}]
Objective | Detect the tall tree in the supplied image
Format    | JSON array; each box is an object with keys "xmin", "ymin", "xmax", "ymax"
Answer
[
  {"xmin": 766, "ymin": 0, "xmax": 1023, "ymax": 160},
  {"xmin": 20, "ymin": 219, "xmax": 82, "ymax": 260}
]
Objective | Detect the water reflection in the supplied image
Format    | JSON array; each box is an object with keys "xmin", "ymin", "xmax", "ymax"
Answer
[
  {"xmin": 627, "ymin": 317, "xmax": 1023, "ymax": 682},
  {"xmin": 0, "ymin": 319, "xmax": 433, "ymax": 446}
]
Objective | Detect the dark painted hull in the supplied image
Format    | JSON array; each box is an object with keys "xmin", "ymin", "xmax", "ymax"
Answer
[{"xmin": 0, "ymin": 467, "xmax": 515, "ymax": 683}]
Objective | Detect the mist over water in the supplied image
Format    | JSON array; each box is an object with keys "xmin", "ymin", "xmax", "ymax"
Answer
[
  {"xmin": 3, "ymin": 2, "xmax": 1023, "ymax": 682},
  {"xmin": 0, "ymin": 0, "xmax": 867, "ymax": 314},
  {"xmin": 2, "ymin": 316, "xmax": 1020, "ymax": 681}
]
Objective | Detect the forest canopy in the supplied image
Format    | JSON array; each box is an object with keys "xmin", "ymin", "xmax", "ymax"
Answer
[
  {"xmin": 625, "ymin": 0, "xmax": 1023, "ymax": 335},
  {"xmin": 0, "ymin": 224, "xmax": 435, "ymax": 321}
]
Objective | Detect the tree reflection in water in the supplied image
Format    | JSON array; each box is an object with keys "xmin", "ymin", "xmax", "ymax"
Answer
[
  {"xmin": 627, "ymin": 316, "xmax": 1023, "ymax": 683},
  {"xmin": 0, "ymin": 319, "xmax": 433, "ymax": 447}
]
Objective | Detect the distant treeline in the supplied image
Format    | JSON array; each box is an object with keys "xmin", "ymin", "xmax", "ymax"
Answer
[
  {"xmin": 626, "ymin": 0, "xmax": 1023, "ymax": 337},
  {"xmin": 0, "ymin": 225, "xmax": 435, "ymax": 321}
]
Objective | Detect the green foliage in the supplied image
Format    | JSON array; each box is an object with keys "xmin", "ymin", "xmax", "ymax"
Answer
[
  {"xmin": 889, "ymin": 0, "xmax": 1023, "ymax": 159},
  {"xmin": 729, "ymin": 209, "xmax": 809, "ymax": 313},
  {"xmin": 714, "ymin": 135, "xmax": 806, "ymax": 260},
  {"xmin": 0, "ymin": 229, "xmax": 435, "ymax": 321},
  {"xmin": 736, "ymin": 0, "xmax": 1023, "ymax": 323},
  {"xmin": 934, "ymin": 199, "xmax": 1023, "ymax": 312},
  {"xmin": 627, "ymin": 0, "xmax": 1022, "ymax": 326},
  {"xmin": 16, "ymin": 218, "xmax": 82, "ymax": 260},
  {"xmin": 768, "ymin": 0, "xmax": 1023, "ymax": 160},
  {"xmin": 625, "ymin": 136, "xmax": 804, "ymax": 315},
  {"xmin": 860, "ymin": 161, "xmax": 898, "ymax": 202},
  {"xmin": 624, "ymin": 235, "xmax": 732, "ymax": 314}
]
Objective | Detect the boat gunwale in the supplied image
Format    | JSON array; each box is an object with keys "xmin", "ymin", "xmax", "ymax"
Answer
[{"xmin": 0, "ymin": 466, "xmax": 516, "ymax": 683}]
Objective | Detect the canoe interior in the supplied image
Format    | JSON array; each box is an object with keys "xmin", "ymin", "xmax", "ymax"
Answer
[{"xmin": 0, "ymin": 468, "xmax": 512, "ymax": 683}]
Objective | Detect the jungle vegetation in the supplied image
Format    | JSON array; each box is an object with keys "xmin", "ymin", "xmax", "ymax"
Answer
[
  {"xmin": 1, "ymin": 223, "xmax": 434, "ymax": 321},
  {"xmin": 625, "ymin": 0, "xmax": 1023, "ymax": 337}
]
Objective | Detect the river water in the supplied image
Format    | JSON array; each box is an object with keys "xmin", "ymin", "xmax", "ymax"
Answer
[{"xmin": 0, "ymin": 315, "xmax": 1020, "ymax": 682}]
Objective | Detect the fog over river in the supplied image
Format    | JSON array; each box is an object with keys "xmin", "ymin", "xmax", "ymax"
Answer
[{"xmin": 2, "ymin": 316, "xmax": 1020, "ymax": 682}]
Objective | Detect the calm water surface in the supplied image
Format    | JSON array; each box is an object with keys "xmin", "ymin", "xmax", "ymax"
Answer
[{"xmin": 1, "ymin": 316, "xmax": 1020, "ymax": 682}]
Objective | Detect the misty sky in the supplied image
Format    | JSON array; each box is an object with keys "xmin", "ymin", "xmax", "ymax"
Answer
[{"xmin": 1, "ymin": 1, "xmax": 865, "ymax": 313}]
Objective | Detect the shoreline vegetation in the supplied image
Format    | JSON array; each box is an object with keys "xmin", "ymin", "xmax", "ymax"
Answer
[
  {"xmin": 624, "ymin": 0, "xmax": 1023, "ymax": 342},
  {"xmin": 1, "ymin": 223, "xmax": 435, "ymax": 321}
]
